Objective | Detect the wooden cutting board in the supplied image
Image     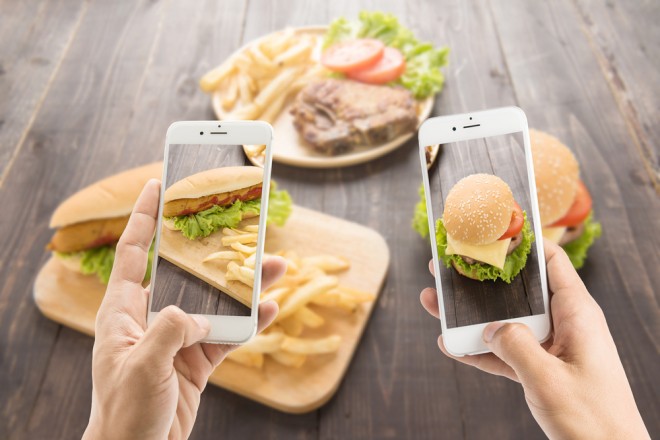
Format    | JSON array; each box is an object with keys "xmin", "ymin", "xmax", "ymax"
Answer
[{"xmin": 33, "ymin": 205, "xmax": 389, "ymax": 413}]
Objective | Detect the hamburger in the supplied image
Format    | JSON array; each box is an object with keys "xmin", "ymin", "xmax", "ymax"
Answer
[
  {"xmin": 530, "ymin": 129, "xmax": 601, "ymax": 268},
  {"xmin": 436, "ymin": 174, "xmax": 534, "ymax": 283},
  {"xmin": 163, "ymin": 166, "xmax": 264, "ymax": 240},
  {"xmin": 47, "ymin": 162, "xmax": 162, "ymax": 283}
]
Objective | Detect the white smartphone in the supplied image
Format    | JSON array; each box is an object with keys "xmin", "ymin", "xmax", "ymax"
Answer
[
  {"xmin": 147, "ymin": 121, "xmax": 273, "ymax": 344},
  {"xmin": 418, "ymin": 107, "xmax": 550, "ymax": 356}
]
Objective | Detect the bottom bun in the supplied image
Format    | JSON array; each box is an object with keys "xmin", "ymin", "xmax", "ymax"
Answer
[
  {"xmin": 450, "ymin": 260, "xmax": 481, "ymax": 281},
  {"xmin": 54, "ymin": 252, "xmax": 83, "ymax": 274}
]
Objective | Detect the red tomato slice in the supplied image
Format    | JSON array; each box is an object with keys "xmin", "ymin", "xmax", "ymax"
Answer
[
  {"xmin": 321, "ymin": 39, "xmax": 385, "ymax": 73},
  {"xmin": 346, "ymin": 47, "xmax": 406, "ymax": 84},
  {"xmin": 550, "ymin": 181, "xmax": 593, "ymax": 227},
  {"xmin": 499, "ymin": 201, "xmax": 524, "ymax": 240}
]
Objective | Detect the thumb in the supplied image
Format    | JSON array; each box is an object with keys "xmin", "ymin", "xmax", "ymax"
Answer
[
  {"xmin": 138, "ymin": 306, "xmax": 210, "ymax": 360},
  {"xmin": 483, "ymin": 322, "xmax": 556, "ymax": 383}
]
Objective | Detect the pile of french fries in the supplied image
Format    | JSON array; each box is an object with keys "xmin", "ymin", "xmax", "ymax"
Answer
[
  {"xmin": 204, "ymin": 226, "xmax": 375, "ymax": 368},
  {"xmin": 199, "ymin": 29, "xmax": 326, "ymax": 163}
]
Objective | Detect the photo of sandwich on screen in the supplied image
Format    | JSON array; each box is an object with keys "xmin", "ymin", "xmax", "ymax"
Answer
[
  {"xmin": 151, "ymin": 144, "xmax": 265, "ymax": 317},
  {"xmin": 426, "ymin": 132, "xmax": 545, "ymax": 329}
]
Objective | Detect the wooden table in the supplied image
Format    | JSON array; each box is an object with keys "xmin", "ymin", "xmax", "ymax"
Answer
[{"xmin": 1, "ymin": 1, "xmax": 658, "ymax": 438}]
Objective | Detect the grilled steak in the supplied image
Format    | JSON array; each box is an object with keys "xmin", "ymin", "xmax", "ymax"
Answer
[{"xmin": 290, "ymin": 79, "xmax": 418, "ymax": 155}]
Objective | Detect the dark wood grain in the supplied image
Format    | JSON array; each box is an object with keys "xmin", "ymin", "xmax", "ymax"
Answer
[{"xmin": 0, "ymin": 0, "xmax": 658, "ymax": 439}]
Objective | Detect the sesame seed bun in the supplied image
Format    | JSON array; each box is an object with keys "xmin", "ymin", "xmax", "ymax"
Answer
[
  {"xmin": 443, "ymin": 174, "xmax": 514, "ymax": 246},
  {"xmin": 530, "ymin": 129, "xmax": 579, "ymax": 225},
  {"xmin": 164, "ymin": 166, "xmax": 263, "ymax": 203},
  {"xmin": 49, "ymin": 162, "xmax": 162, "ymax": 228}
]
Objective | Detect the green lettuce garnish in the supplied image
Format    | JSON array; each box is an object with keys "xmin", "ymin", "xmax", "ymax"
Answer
[
  {"xmin": 323, "ymin": 11, "xmax": 449, "ymax": 99},
  {"xmin": 435, "ymin": 213, "xmax": 534, "ymax": 284},
  {"xmin": 562, "ymin": 214, "xmax": 601, "ymax": 269},
  {"xmin": 57, "ymin": 241, "xmax": 154, "ymax": 285},
  {"xmin": 267, "ymin": 180, "xmax": 292, "ymax": 227},
  {"xmin": 412, "ymin": 183, "xmax": 430, "ymax": 238}
]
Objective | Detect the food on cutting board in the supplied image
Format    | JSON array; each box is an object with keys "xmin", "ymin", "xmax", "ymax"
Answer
[
  {"xmin": 47, "ymin": 162, "xmax": 161, "ymax": 284},
  {"xmin": 290, "ymin": 78, "xmax": 418, "ymax": 155},
  {"xmin": 436, "ymin": 174, "xmax": 534, "ymax": 284},
  {"xmin": 530, "ymin": 129, "xmax": 601, "ymax": 268},
  {"xmin": 204, "ymin": 227, "xmax": 375, "ymax": 368},
  {"xmin": 199, "ymin": 11, "xmax": 449, "ymax": 163}
]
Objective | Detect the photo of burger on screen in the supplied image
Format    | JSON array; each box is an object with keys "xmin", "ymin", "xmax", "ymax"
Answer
[
  {"xmin": 163, "ymin": 166, "xmax": 263, "ymax": 240},
  {"xmin": 435, "ymin": 173, "xmax": 534, "ymax": 284}
]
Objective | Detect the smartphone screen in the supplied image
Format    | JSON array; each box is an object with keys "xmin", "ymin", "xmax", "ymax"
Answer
[
  {"xmin": 426, "ymin": 132, "xmax": 545, "ymax": 328},
  {"xmin": 150, "ymin": 144, "xmax": 265, "ymax": 317}
]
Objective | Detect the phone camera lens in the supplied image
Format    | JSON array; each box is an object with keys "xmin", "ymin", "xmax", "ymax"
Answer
[
  {"xmin": 452, "ymin": 127, "xmax": 456, "ymax": 131},
  {"xmin": 200, "ymin": 131, "xmax": 204, "ymax": 135}
]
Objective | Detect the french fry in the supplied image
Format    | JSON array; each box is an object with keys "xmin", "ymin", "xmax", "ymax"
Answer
[
  {"xmin": 233, "ymin": 103, "xmax": 262, "ymax": 120},
  {"xmin": 274, "ymin": 40, "xmax": 313, "ymax": 67},
  {"xmin": 258, "ymin": 91, "xmax": 288, "ymax": 124},
  {"xmin": 242, "ymin": 332, "xmax": 284, "ymax": 353},
  {"xmin": 270, "ymin": 350, "xmax": 306, "ymax": 368},
  {"xmin": 337, "ymin": 286, "xmax": 376, "ymax": 303},
  {"xmin": 254, "ymin": 67, "xmax": 301, "ymax": 109},
  {"xmin": 221, "ymin": 227, "xmax": 240, "ymax": 236},
  {"xmin": 279, "ymin": 315, "xmax": 304, "ymax": 336},
  {"xmin": 243, "ymin": 225, "xmax": 259, "ymax": 233},
  {"xmin": 249, "ymin": 45, "xmax": 276, "ymax": 69},
  {"xmin": 203, "ymin": 250, "xmax": 243, "ymax": 263},
  {"xmin": 230, "ymin": 242, "xmax": 257, "ymax": 254},
  {"xmin": 261, "ymin": 286, "xmax": 290, "ymax": 304},
  {"xmin": 221, "ymin": 76, "xmax": 239, "ymax": 110},
  {"xmin": 200, "ymin": 62, "xmax": 236, "ymax": 92},
  {"xmin": 237, "ymin": 74, "xmax": 254, "ymax": 104},
  {"xmin": 277, "ymin": 276, "xmax": 338, "ymax": 320},
  {"xmin": 302, "ymin": 255, "xmax": 350, "ymax": 273},
  {"xmin": 221, "ymin": 233, "xmax": 258, "ymax": 246},
  {"xmin": 243, "ymin": 253, "xmax": 256, "ymax": 269},
  {"xmin": 226, "ymin": 261, "xmax": 255, "ymax": 286},
  {"xmin": 294, "ymin": 306, "xmax": 325, "ymax": 328},
  {"xmin": 227, "ymin": 349, "xmax": 264, "ymax": 368},
  {"xmin": 281, "ymin": 335, "xmax": 342, "ymax": 354}
]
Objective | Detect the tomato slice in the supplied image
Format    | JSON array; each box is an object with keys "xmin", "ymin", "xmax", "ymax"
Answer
[
  {"xmin": 321, "ymin": 39, "xmax": 385, "ymax": 73},
  {"xmin": 346, "ymin": 47, "xmax": 406, "ymax": 84},
  {"xmin": 499, "ymin": 201, "xmax": 524, "ymax": 240},
  {"xmin": 550, "ymin": 181, "xmax": 593, "ymax": 227}
]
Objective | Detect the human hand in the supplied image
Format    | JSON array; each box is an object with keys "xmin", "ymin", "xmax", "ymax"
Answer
[
  {"xmin": 420, "ymin": 240, "xmax": 649, "ymax": 439},
  {"xmin": 83, "ymin": 179, "xmax": 286, "ymax": 440}
]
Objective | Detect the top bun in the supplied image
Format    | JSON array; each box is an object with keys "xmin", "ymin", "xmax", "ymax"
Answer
[
  {"xmin": 443, "ymin": 174, "xmax": 515, "ymax": 245},
  {"xmin": 50, "ymin": 162, "xmax": 162, "ymax": 228},
  {"xmin": 530, "ymin": 129, "xmax": 579, "ymax": 225},
  {"xmin": 164, "ymin": 166, "xmax": 263, "ymax": 202}
]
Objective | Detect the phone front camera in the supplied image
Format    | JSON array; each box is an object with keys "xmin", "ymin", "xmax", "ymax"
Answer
[
  {"xmin": 200, "ymin": 131, "xmax": 204, "ymax": 135},
  {"xmin": 452, "ymin": 127, "xmax": 456, "ymax": 131}
]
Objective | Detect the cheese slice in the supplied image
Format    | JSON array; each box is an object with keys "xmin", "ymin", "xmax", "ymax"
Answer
[
  {"xmin": 445, "ymin": 234, "xmax": 512, "ymax": 270},
  {"xmin": 542, "ymin": 226, "xmax": 567, "ymax": 244}
]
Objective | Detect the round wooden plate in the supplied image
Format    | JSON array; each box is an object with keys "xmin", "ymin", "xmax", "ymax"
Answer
[{"xmin": 211, "ymin": 26, "xmax": 435, "ymax": 169}]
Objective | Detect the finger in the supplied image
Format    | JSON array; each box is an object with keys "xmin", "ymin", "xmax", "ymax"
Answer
[
  {"xmin": 428, "ymin": 259, "xmax": 435, "ymax": 277},
  {"xmin": 261, "ymin": 256, "xmax": 286, "ymax": 291},
  {"xmin": 437, "ymin": 335, "xmax": 520, "ymax": 382},
  {"xmin": 200, "ymin": 300, "xmax": 279, "ymax": 367},
  {"xmin": 483, "ymin": 322, "xmax": 559, "ymax": 384},
  {"xmin": 420, "ymin": 288, "xmax": 440, "ymax": 319},
  {"xmin": 543, "ymin": 239, "xmax": 588, "ymax": 297},
  {"xmin": 136, "ymin": 305, "xmax": 210, "ymax": 362},
  {"xmin": 110, "ymin": 179, "xmax": 161, "ymax": 287}
]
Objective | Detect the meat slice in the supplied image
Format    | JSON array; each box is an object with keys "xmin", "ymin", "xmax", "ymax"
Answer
[{"xmin": 290, "ymin": 79, "xmax": 418, "ymax": 155}]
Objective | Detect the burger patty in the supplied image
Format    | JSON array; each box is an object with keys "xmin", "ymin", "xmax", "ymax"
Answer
[
  {"xmin": 47, "ymin": 216, "xmax": 129, "ymax": 253},
  {"xmin": 163, "ymin": 184, "xmax": 262, "ymax": 217},
  {"xmin": 559, "ymin": 222, "xmax": 585, "ymax": 246},
  {"xmin": 460, "ymin": 231, "xmax": 523, "ymax": 266}
]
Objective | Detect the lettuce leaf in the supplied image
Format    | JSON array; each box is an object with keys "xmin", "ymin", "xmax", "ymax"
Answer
[
  {"xmin": 435, "ymin": 213, "xmax": 534, "ymax": 284},
  {"xmin": 323, "ymin": 11, "xmax": 449, "ymax": 99},
  {"xmin": 562, "ymin": 214, "xmax": 601, "ymax": 269},
  {"xmin": 412, "ymin": 183, "xmax": 430, "ymax": 238},
  {"xmin": 169, "ymin": 199, "xmax": 255, "ymax": 240},
  {"xmin": 57, "ymin": 241, "xmax": 154, "ymax": 285},
  {"xmin": 268, "ymin": 180, "xmax": 293, "ymax": 227}
]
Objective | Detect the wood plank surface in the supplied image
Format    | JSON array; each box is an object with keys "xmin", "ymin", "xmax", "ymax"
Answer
[{"xmin": 0, "ymin": 0, "xmax": 658, "ymax": 439}]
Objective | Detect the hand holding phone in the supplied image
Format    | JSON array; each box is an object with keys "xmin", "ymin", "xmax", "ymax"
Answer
[{"xmin": 418, "ymin": 107, "xmax": 550, "ymax": 356}]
